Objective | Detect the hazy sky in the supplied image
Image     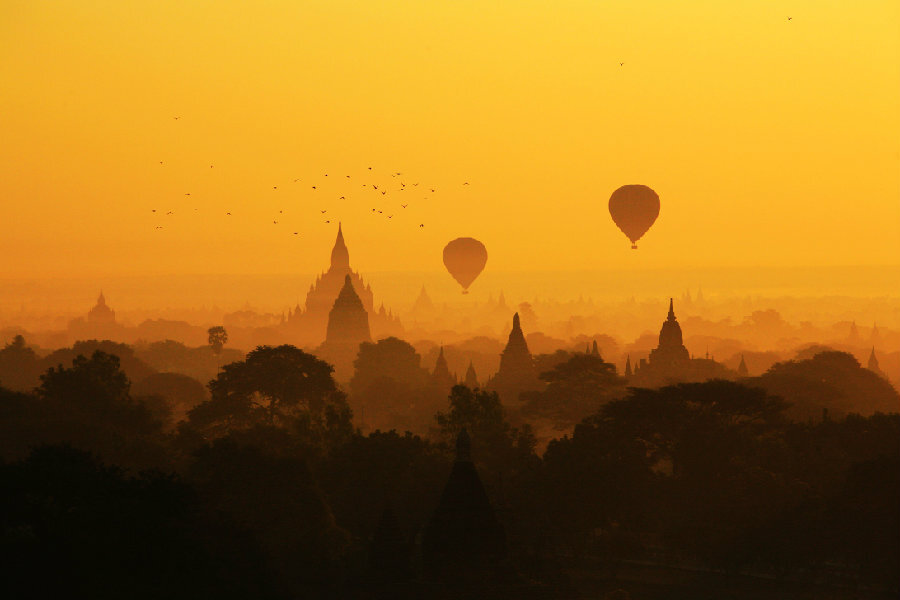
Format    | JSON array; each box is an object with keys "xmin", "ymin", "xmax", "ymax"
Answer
[{"xmin": 2, "ymin": 1, "xmax": 898, "ymax": 281}]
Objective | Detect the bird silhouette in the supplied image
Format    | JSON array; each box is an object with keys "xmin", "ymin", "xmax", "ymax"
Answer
[
  {"xmin": 401, "ymin": 204, "xmax": 407, "ymax": 208},
  {"xmin": 368, "ymin": 166, "xmax": 372, "ymax": 170},
  {"xmin": 166, "ymin": 211, "xmax": 174, "ymax": 215},
  {"xmin": 430, "ymin": 189, "xmax": 435, "ymax": 192},
  {"xmin": 185, "ymin": 193, "xmax": 191, "ymax": 196},
  {"xmin": 787, "ymin": 16, "xmax": 792, "ymax": 20},
  {"xmin": 321, "ymin": 210, "xmax": 327, "ymax": 213},
  {"xmin": 293, "ymin": 232, "xmax": 298, "ymax": 235},
  {"xmin": 273, "ymin": 220, "xmax": 277, "ymax": 224},
  {"xmin": 226, "ymin": 212, "xmax": 232, "ymax": 215},
  {"xmin": 159, "ymin": 161, "xmax": 163, "ymax": 165},
  {"xmin": 210, "ymin": 165, "xmax": 214, "ymax": 168},
  {"xmin": 173, "ymin": 116, "xmax": 180, "ymax": 120},
  {"xmin": 155, "ymin": 226, "xmax": 163, "ymax": 229},
  {"xmin": 273, "ymin": 186, "xmax": 278, "ymax": 190},
  {"xmin": 419, "ymin": 223, "xmax": 424, "ymax": 227},
  {"xmin": 293, "ymin": 178, "xmax": 300, "ymax": 182},
  {"xmin": 151, "ymin": 209, "xmax": 156, "ymax": 212},
  {"xmin": 413, "ymin": 183, "xmax": 419, "ymax": 186},
  {"xmin": 387, "ymin": 215, "xmax": 393, "ymax": 218},
  {"xmin": 339, "ymin": 196, "xmax": 345, "ymax": 199},
  {"xmin": 463, "ymin": 182, "xmax": 469, "ymax": 185},
  {"xmin": 373, "ymin": 185, "xmax": 378, "ymax": 190},
  {"xmin": 619, "ymin": 62, "xmax": 624, "ymax": 66},
  {"xmin": 346, "ymin": 175, "xmax": 350, "ymax": 178},
  {"xmin": 312, "ymin": 186, "xmax": 317, "ymax": 190},
  {"xmin": 381, "ymin": 191, "xmax": 386, "ymax": 195},
  {"xmin": 325, "ymin": 220, "xmax": 331, "ymax": 223}
]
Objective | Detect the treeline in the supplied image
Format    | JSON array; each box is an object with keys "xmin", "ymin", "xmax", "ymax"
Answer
[{"xmin": 0, "ymin": 344, "xmax": 897, "ymax": 598}]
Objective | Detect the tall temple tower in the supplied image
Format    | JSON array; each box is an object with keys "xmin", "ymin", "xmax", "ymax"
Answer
[
  {"xmin": 488, "ymin": 312, "xmax": 541, "ymax": 403},
  {"xmin": 287, "ymin": 224, "xmax": 400, "ymax": 345},
  {"xmin": 317, "ymin": 275, "xmax": 372, "ymax": 380},
  {"xmin": 648, "ymin": 298, "xmax": 690, "ymax": 369}
]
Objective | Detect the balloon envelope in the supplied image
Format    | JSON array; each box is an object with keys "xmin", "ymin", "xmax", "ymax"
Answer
[
  {"xmin": 608, "ymin": 185, "xmax": 660, "ymax": 249},
  {"xmin": 443, "ymin": 238, "xmax": 488, "ymax": 292}
]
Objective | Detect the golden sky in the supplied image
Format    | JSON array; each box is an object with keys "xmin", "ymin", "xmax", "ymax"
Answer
[{"xmin": 2, "ymin": 0, "xmax": 899, "ymax": 281}]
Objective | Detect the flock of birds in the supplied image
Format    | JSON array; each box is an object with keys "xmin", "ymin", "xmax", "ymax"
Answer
[
  {"xmin": 151, "ymin": 142, "xmax": 473, "ymax": 236},
  {"xmin": 151, "ymin": 15, "xmax": 797, "ymax": 235}
]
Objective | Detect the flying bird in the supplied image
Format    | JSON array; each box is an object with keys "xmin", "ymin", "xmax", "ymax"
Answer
[
  {"xmin": 619, "ymin": 62, "xmax": 624, "ymax": 66},
  {"xmin": 173, "ymin": 116, "xmax": 180, "ymax": 120},
  {"xmin": 185, "ymin": 193, "xmax": 191, "ymax": 196},
  {"xmin": 463, "ymin": 182, "xmax": 469, "ymax": 185},
  {"xmin": 166, "ymin": 211, "xmax": 174, "ymax": 215},
  {"xmin": 368, "ymin": 166, "xmax": 372, "ymax": 170},
  {"xmin": 787, "ymin": 16, "xmax": 792, "ymax": 21},
  {"xmin": 381, "ymin": 191, "xmax": 386, "ymax": 195},
  {"xmin": 339, "ymin": 196, "xmax": 345, "ymax": 199},
  {"xmin": 325, "ymin": 220, "xmax": 331, "ymax": 223},
  {"xmin": 273, "ymin": 186, "xmax": 278, "ymax": 190},
  {"xmin": 151, "ymin": 209, "xmax": 156, "ymax": 212},
  {"xmin": 293, "ymin": 232, "xmax": 299, "ymax": 235},
  {"xmin": 226, "ymin": 212, "xmax": 232, "ymax": 215},
  {"xmin": 273, "ymin": 220, "xmax": 278, "ymax": 224},
  {"xmin": 321, "ymin": 210, "xmax": 327, "ymax": 213},
  {"xmin": 373, "ymin": 185, "xmax": 378, "ymax": 190},
  {"xmin": 387, "ymin": 215, "xmax": 393, "ymax": 219},
  {"xmin": 419, "ymin": 223, "xmax": 424, "ymax": 227},
  {"xmin": 210, "ymin": 165, "xmax": 214, "ymax": 168},
  {"xmin": 293, "ymin": 178, "xmax": 300, "ymax": 182},
  {"xmin": 312, "ymin": 186, "xmax": 317, "ymax": 190},
  {"xmin": 401, "ymin": 204, "xmax": 407, "ymax": 208}
]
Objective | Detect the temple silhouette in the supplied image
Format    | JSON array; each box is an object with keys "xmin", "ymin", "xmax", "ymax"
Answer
[
  {"xmin": 422, "ymin": 429, "xmax": 507, "ymax": 583},
  {"xmin": 67, "ymin": 291, "xmax": 123, "ymax": 341},
  {"xmin": 629, "ymin": 298, "xmax": 734, "ymax": 386},
  {"xmin": 285, "ymin": 223, "xmax": 401, "ymax": 346},
  {"xmin": 317, "ymin": 274, "xmax": 373, "ymax": 380},
  {"xmin": 487, "ymin": 313, "xmax": 542, "ymax": 403}
]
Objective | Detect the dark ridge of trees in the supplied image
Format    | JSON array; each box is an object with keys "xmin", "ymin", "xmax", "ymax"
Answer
[
  {"xmin": 42, "ymin": 339, "xmax": 157, "ymax": 386},
  {"xmin": 0, "ymin": 444, "xmax": 278, "ymax": 600},
  {"xmin": 0, "ymin": 341, "xmax": 896, "ymax": 598},
  {"xmin": 754, "ymin": 350, "xmax": 900, "ymax": 420},
  {"xmin": 521, "ymin": 352, "xmax": 627, "ymax": 427}
]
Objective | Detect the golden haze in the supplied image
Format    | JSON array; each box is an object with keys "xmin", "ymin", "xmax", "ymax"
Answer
[{"xmin": 1, "ymin": 1, "xmax": 898, "ymax": 285}]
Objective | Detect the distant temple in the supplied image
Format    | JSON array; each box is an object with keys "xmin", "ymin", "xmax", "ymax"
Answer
[
  {"xmin": 738, "ymin": 354, "xmax": 749, "ymax": 376},
  {"xmin": 317, "ymin": 275, "xmax": 372, "ymax": 380},
  {"xmin": 867, "ymin": 347, "xmax": 887, "ymax": 379},
  {"xmin": 487, "ymin": 312, "xmax": 542, "ymax": 403},
  {"xmin": 629, "ymin": 298, "xmax": 734, "ymax": 386},
  {"xmin": 286, "ymin": 224, "xmax": 401, "ymax": 345},
  {"xmin": 648, "ymin": 298, "xmax": 691, "ymax": 370},
  {"xmin": 422, "ymin": 429, "xmax": 506, "ymax": 581},
  {"xmin": 87, "ymin": 292, "xmax": 116, "ymax": 325},
  {"xmin": 68, "ymin": 291, "xmax": 123, "ymax": 341},
  {"xmin": 431, "ymin": 346, "xmax": 457, "ymax": 394}
]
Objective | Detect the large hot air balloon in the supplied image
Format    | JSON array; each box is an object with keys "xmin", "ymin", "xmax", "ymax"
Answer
[
  {"xmin": 608, "ymin": 184, "xmax": 660, "ymax": 249},
  {"xmin": 443, "ymin": 238, "xmax": 487, "ymax": 294}
]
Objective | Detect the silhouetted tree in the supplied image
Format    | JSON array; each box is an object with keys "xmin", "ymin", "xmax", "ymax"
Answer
[
  {"xmin": 207, "ymin": 325, "xmax": 228, "ymax": 357},
  {"xmin": 188, "ymin": 345, "xmax": 352, "ymax": 448},
  {"xmin": 521, "ymin": 353, "xmax": 627, "ymax": 426},
  {"xmin": 0, "ymin": 334, "xmax": 42, "ymax": 391}
]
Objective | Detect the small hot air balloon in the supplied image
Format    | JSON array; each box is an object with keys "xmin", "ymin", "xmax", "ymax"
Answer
[
  {"xmin": 443, "ymin": 237, "xmax": 487, "ymax": 294},
  {"xmin": 608, "ymin": 184, "xmax": 660, "ymax": 249}
]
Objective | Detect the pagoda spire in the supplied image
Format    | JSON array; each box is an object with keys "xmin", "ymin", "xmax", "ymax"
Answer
[
  {"xmin": 667, "ymin": 297, "xmax": 676, "ymax": 321},
  {"xmin": 330, "ymin": 222, "xmax": 350, "ymax": 270}
]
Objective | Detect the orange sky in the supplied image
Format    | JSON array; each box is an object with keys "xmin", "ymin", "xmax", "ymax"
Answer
[{"xmin": 2, "ymin": 1, "xmax": 899, "ymax": 283}]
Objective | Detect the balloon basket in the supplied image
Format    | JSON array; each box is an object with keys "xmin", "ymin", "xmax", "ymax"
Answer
[
  {"xmin": 631, "ymin": 243, "xmax": 638, "ymax": 250},
  {"xmin": 462, "ymin": 290, "xmax": 469, "ymax": 295}
]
